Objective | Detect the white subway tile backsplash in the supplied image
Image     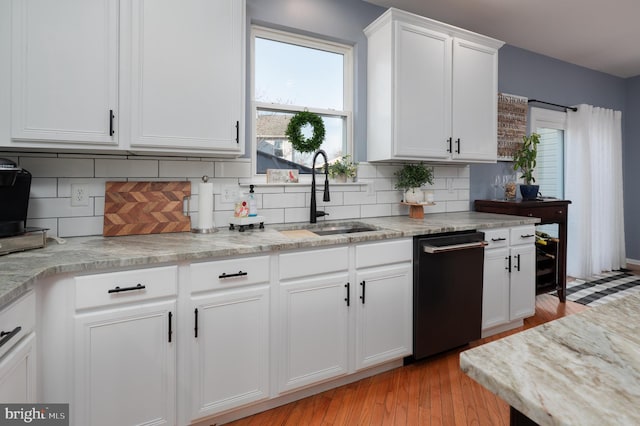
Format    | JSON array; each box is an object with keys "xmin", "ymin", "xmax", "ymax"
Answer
[
  {"xmin": 28, "ymin": 198, "xmax": 93, "ymax": 219},
  {"xmin": 95, "ymin": 159, "xmax": 158, "ymax": 178},
  {"xmin": 13, "ymin": 153, "xmax": 470, "ymax": 237},
  {"xmin": 21, "ymin": 157, "xmax": 94, "ymax": 178},
  {"xmin": 58, "ymin": 216, "xmax": 103, "ymax": 237},
  {"xmin": 159, "ymin": 160, "xmax": 214, "ymax": 178},
  {"xmin": 30, "ymin": 178, "xmax": 57, "ymax": 198}
]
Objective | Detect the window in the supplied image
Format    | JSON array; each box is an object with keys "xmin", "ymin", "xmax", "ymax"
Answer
[
  {"xmin": 251, "ymin": 26, "xmax": 353, "ymax": 176},
  {"xmin": 530, "ymin": 107, "xmax": 567, "ymax": 199},
  {"xmin": 530, "ymin": 107, "xmax": 567, "ymax": 238}
]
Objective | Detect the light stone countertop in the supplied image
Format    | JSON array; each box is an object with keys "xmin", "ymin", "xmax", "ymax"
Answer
[
  {"xmin": 460, "ymin": 292, "xmax": 640, "ymax": 425},
  {"xmin": 0, "ymin": 211, "xmax": 539, "ymax": 308}
]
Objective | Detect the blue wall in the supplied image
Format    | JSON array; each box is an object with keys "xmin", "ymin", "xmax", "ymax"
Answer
[{"xmin": 247, "ymin": 0, "xmax": 640, "ymax": 260}]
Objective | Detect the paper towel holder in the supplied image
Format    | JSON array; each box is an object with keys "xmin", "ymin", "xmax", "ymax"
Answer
[{"xmin": 192, "ymin": 175, "xmax": 217, "ymax": 234}]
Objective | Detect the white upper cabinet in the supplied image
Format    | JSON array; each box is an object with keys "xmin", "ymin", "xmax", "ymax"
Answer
[
  {"xmin": 127, "ymin": 0, "xmax": 244, "ymax": 155},
  {"xmin": 10, "ymin": 0, "xmax": 119, "ymax": 147},
  {"xmin": 6, "ymin": 0, "xmax": 245, "ymax": 156},
  {"xmin": 365, "ymin": 8, "xmax": 503, "ymax": 163}
]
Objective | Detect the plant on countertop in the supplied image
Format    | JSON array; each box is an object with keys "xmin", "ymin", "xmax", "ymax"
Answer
[
  {"xmin": 512, "ymin": 132, "xmax": 541, "ymax": 184},
  {"xmin": 395, "ymin": 163, "xmax": 434, "ymax": 203},
  {"xmin": 285, "ymin": 110, "xmax": 325, "ymax": 153},
  {"xmin": 394, "ymin": 162, "xmax": 434, "ymax": 191},
  {"xmin": 328, "ymin": 155, "xmax": 358, "ymax": 180}
]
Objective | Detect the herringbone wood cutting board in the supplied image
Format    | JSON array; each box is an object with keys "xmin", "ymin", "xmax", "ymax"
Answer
[{"xmin": 103, "ymin": 181, "xmax": 191, "ymax": 236}]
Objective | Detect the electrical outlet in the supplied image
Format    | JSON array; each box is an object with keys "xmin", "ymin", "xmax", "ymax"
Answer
[
  {"xmin": 71, "ymin": 184, "xmax": 89, "ymax": 207},
  {"xmin": 221, "ymin": 185, "xmax": 240, "ymax": 203}
]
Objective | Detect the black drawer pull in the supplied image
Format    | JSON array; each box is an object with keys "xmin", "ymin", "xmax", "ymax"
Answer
[
  {"xmin": 520, "ymin": 234, "xmax": 535, "ymax": 238},
  {"xmin": 455, "ymin": 138, "xmax": 461, "ymax": 154},
  {"xmin": 109, "ymin": 109, "xmax": 115, "ymax": 136},
  {"xmin": 0, "ymin": 326, "xmax": 22, "ymax": 349},
  {"xmin": 168, "ymin": 312, "xmax": 173, "ymax": 343},
  {"xmin": 194, "ymin": 308, "xmax": 199, "ymax": 338},
  {"xmin": 218, "ymin": 271, "xmax": 248, "ymax": 279},
  {"xmin": 360, "ymin": 281, "xmax": 366, "ymax": 304},
  {"xmin": 235, "ymin": 121, "xmax": 239, "ymax": 143},
  {"xmin": 516, "ymin": 254, "xmax": 521, "ymax": 271},
  {"xmin": 446, "ymin": 137, "xmax": 452, "ymax": 153},
  {"xmin": 506, "ymin": 256, "xmax": 511, "ymax": 272},
  {"xmin": 108, "ymin": 283, "xmax": 145, "ymax": 294},
  {"xmin": 491, "ymin": 237, "xmax": 506, "ymax": 242}
]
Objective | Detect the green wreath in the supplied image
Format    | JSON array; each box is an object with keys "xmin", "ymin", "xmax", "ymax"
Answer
[{"xmin": 285, "ymin": 111, "xmax": 325, "ymax": 153}]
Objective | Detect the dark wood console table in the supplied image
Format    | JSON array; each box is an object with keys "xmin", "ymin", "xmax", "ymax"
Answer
[{"xmin": 474, "ymin": 199, "xmax": 571, "ymax": 302}]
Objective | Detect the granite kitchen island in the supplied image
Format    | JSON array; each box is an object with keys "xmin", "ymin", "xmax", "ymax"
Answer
[{"xmin": 460, "ymin": 292, "xmax": 640, "ymax": 425}]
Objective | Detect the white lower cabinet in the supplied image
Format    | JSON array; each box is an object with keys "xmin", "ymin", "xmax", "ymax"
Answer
[
  {"xmin": 278, "ymin": 247, "xmax": 350, "ymax": 393},
  {"xmin": 354, "ymin": 240, "xmax": 412, "ymax": 371},
  {"xmin": 188, "ymin": 256, "xmax": 270, "ymax": 420},
  {"xmin": 482, "ymin": 226, "xmax": 536, "ymax": 335},
  {"xmin": 0, "ymin": 291, "xmax": 37, "ymax": 403},
  {"xmin": 74, "ymin": 266, "xmax": 178, "ymax": 426}
]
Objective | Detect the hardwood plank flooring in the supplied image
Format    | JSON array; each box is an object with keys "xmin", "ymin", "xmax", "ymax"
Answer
[{"xmin": 227, "ymin": 294, "xmax": 587, "ymax": 426}]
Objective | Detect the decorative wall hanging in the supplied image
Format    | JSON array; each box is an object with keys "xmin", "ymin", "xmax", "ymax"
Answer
[
  {"xmin": 497, "ymin": 93, "xmax": 528, "ymax": 160},
  {"xmin": 285, "ymin": 110, "xmax": 325, "ymax": 153}
]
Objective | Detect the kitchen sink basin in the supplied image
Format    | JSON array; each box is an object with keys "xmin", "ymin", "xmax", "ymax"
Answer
[{"xmin": 276, "ymin": 222, "xmax": 381, "ymax": 237}]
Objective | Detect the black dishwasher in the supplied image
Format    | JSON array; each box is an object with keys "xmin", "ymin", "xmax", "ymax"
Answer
[{"xmin": 411, "ymin": 231, "xmax": 486, "ymax": 360}]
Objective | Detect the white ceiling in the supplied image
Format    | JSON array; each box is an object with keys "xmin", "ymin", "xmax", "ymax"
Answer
[{"xmin": 364, "ymin": 0, "xmax": 640, "ymax": 78}]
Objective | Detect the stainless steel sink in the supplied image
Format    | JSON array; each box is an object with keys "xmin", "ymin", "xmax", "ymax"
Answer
[{"xmin": 276, "ymin": 221, "xmax": 381, "ymax": 237}]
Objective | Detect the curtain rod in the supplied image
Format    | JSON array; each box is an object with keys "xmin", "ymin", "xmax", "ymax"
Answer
[{"xmin": 528, "ymin": 99, "xmax": 578, "ymax": 112}]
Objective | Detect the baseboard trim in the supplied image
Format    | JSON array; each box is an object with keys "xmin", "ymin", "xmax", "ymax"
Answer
[
  {"xmin": 626, "ymin": 258, "xmax": 640, "ymax": 270},
  {"xmin": 191, "ymin": 359, "xmax": 404, "ymax": 426}
]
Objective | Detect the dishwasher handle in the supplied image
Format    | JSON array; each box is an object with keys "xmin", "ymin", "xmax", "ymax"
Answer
[{"xmin": 422, "ymin": 240, "xmax": 488, "ymax": 254}]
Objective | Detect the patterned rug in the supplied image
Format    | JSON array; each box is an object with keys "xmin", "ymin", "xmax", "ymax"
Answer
[{"xmin": 562, "ymin": 270, "xmax": 640, "ymax": 307}]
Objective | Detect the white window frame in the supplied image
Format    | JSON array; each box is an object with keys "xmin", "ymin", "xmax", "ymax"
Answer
[{"xmin": 250, "ymin": 25, "xmax": 354, "ymax": 181}]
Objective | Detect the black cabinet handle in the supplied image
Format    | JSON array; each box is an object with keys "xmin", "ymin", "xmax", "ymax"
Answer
[
  {"xmin": 360, "ymin": 281, "xmax": 366, "ymax": 304},
  {"xmin": 455, "ymin": 138, "xmax": 461, "ymax": 154},
  {"xmin": 446, "ymin": 137, "xmax": 452, "ymax": 153},
  {"xmin": 218, "ymin": 271, "xmax": 248, "ymax": 279},
  {"xmin": 491, "ymin": 237, "xmax": 506, "ymax": 242},
  {"xmin": 235, "ymin": 121, "xmax": 239, "ymax": 144},
  {"xmin": 109, "ymin": 109, "xmax": 115, "ymax": 136},
  {"xmin": 168, "ymin": 312, "xmax": 173, "ymax": 343},
  {"xmin": 516, "ymin": 254, "xmax": 521, "ymax": 272},
  {"xmin": 344, "ymin": 283, "xmax": 350, "ymax": 306},
  {"xmin": 505, "ymin": 256, "xmax": 511, "ymax": 272},
  {"xmin": 194, "ymin": 308, "xmax": 199, "ymax": 338},
  {"xmin": 0, "ymin": 326, "xmax": 21, "ymax": 349},
  {"xmin": 521, "ymin": 234, "xmax": 535, "ymax": 239},
  {"xmin": 108, "ymin": 283, "xmax": 145, "ymax": 294}
]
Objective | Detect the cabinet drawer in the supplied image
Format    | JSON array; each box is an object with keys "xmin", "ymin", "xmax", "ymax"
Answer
[
  {"xmin": 483, "ymin": 228, "xmax": 509, "ymax": 249},
  {"xmin": 280, "ymin": 247, "xmax": 348, "ymax": 280},
  {"xmin": 190, "ymin": 255, "xmax": 270, "ymax": 293},
  {"xmin": 355, "ymin": 238, "xmax": 412, "ymax": 269},
  {"xmin": 517, "ymin": 206, "xmax": 567, "ymax": 222},
  {"xmin": 0, "ymin": 291, "xmax": 35, "ymax": 359},
  {"xmin": 510, "ymin": 226, "xmax": 536, "ymax": 246},
  {"xmin": 75, "ymin": 266, "xmax": 178, "ymax": 310}
]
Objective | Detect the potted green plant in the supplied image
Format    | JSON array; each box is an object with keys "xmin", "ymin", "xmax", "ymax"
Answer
[
  {"xmin": 512, "ymin": 132, "xmax": 541, "ymax": 200},
  {"xmin": 394, "ymin": 163, "xmax": 434, "ymax": 203},
  {"xmin": 328, "ymin": 155, "xmax": 358, "ymax": 182}
]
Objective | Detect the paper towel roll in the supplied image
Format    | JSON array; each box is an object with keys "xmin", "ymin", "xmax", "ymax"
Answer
[{"xmin": 198, "ymin": 181, "xmax": 214, "ymax": 230}]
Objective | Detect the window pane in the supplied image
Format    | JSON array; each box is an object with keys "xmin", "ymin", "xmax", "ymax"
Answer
[
  {"xmin": 536, "ymin": 127, "xmax": 564, "ymax": 199},
  {"xmin": 255, "ymin": 37, "xmax": 344, "ymax": 110},
  {"xmin": 256, "ymin": 109, "xmax": 346, "ymax": 174}
]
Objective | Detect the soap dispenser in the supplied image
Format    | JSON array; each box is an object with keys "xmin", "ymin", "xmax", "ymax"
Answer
[{"xmin": 248, "ymin": 184, "xmax": 258, "ymax": 217}]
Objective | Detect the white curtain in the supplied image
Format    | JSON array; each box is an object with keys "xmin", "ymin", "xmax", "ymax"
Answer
[{"xmin": 565, "ymin": 105, "xmax": 625, "ymax": 278}]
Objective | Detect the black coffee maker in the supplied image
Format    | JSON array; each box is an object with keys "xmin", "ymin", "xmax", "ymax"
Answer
[{"xmin": 0, "ymin": 158, "xmax": 32, "ymax": 237}]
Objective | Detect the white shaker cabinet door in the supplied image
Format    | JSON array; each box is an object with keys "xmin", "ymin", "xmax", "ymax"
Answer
[
  {"xmin": 394, "ymin": 22, "xmax": 451, "ymax": 160},
  {"xmin": 128, "ymin": 0, "xmax": 244, "ymax": 154},
  {"xmin": 354, "ymin": 264, "xmax": 412, "ymax": 371},
  {"xmin": 74, "ymin": 300, "xmax": 176, "ymax": 426},
  {"xmin": 509, "ymin": 244, "xmax": 536, "ymax": 320},
  {"xmin": 451, "ymin": 38, "xmax": 499, "ymax": 162},
  {"xmin": 190, "ymin": 285, "xmax": 270, "ymax": 420},
  {"xmin": 11, "ymin": 0, "xmax": 118, "ymax": 146},
  {"xmin": 0, "ymin": 333, "xmax": 36, "ymax": 403},
  {"xmin": 277, "ymin": 273, "xmax": 350, "ymax": 393},
  {"xmin": 482, "ymin": 247, "xmax": 511, "ymax": 330}
]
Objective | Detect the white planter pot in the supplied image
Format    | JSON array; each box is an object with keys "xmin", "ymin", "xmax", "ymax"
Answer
[{"xmin": 404, "ymin": 188, "xmax": 423, "ymax": 203}]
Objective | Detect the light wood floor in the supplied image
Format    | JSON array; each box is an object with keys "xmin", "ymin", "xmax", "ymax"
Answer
[{"xmin": 227, "ymin": 294, "xmax": 588, "ymax": 426}]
